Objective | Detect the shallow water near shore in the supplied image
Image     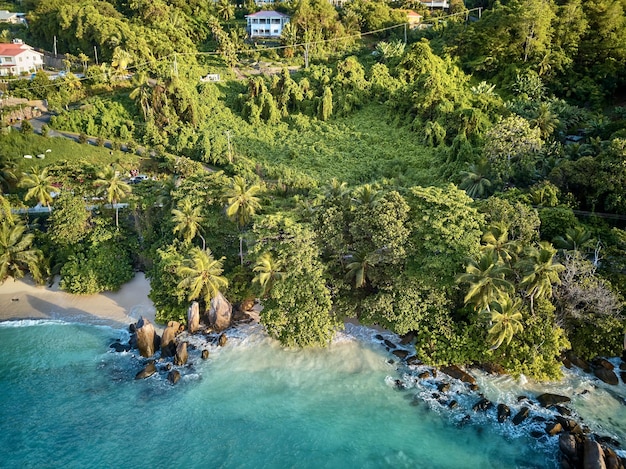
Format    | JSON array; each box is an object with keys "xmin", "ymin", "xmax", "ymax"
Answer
[{"xmin": 1, "ymin": 320, "xmax": 624, "ymax": 468}]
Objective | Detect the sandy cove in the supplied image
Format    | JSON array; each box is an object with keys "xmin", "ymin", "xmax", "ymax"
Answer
[{"xmin": 0, "ymin": 273, "xmax": 156, "ymax": 328}]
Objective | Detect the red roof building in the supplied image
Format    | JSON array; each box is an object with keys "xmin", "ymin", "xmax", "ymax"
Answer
[{"xmin": 0, "ymin": 40, "xmax": 43, "ymax": 77}]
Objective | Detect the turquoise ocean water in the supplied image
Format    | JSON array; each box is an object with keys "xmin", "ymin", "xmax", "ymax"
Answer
[{"xmin": 1, "ymin": 319, "xmax": 625, "ymax": 468}]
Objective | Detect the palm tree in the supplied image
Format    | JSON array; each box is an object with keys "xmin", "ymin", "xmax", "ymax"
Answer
[
  {"xmin": 172, "ymin": 198, "xmax": 206, "ymax": 250},
  {"xmin": 224, "ymin": 176, "xmax": 262, "ymax": 265},
  {"xmin": 481, "ymin": 222, "xmax": 520, "ymax": 265},
  {"xmin": 0, "ymin": 219, "xmax": 44, "ymax": 284},
  {"xmin": 253, "ymin": 252, "xmax": 284, "ymax": 296},
  {"xmin": 457, "ymin": 250, "xmax": 514, "ymax": 312},
  {"xmin": 0, "ymin": 194, "xmax": 12, "ymax": 225},
  {"xmin": 322, "ymin": 178, "xmax": 350, "ymax": 203},
  {"xmin": 345, "ymin": 251, "xmax": 379, "ymax": 288},
  {"xmin": 352, "ymin": 184, "xmax": 381, "ymax": 207},
  {"xmin": 129, "ymin": 71, "xmax": 152, "ymax": 121},
  {"xmin": 177, "ymin": 247, "xmax": 228, "ymax": 306},
  {"xmin": 486, "ymin": 296, "xmax": 524, "ymax": 350},
  {"xmin": 553, "ymin": 226, "xmax": 593, "ymax": 253},
  {"xmin": 94, "ymin": 167, "xmax": 132, "ymax": 227},
  {"xmin": 0, "ymin": 155, "xmax": 17, "ymax": 191},
  {"xmin": 110, "ymin": 47, "xmax": 133, "ymax": 81},
  {"xmin": 20, "ymin": 168, "xmax": 56, "ymax": 211},
  {"xmin": 517, "ymin": 241, "xmax": 565, "ymax": 313},
  {"xmin": 459, "ymin": 163, "xmax": 492, "ymax": 199},
  {"xmin": 216, "ymin": 0, "xmax": 235, "ymax": 22}
]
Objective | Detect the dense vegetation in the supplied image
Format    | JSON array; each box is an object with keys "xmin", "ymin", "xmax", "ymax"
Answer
[{"xmin": 1, "ymin": 0, "xmax": 626, "ymax": 380}]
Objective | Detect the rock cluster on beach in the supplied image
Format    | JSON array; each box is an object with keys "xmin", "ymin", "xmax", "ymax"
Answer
[
  {"xmin": 376, "ymin": 333, "xmax": 626, "ymax": 469},
  {"xmin": 109, "ymin": 297, "xmax": 256, "ymax": 385}
]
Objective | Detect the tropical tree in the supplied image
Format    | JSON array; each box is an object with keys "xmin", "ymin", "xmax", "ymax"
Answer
[
  {"xmin": 252, "ymin": 252, "xmax": 284, "ymax": 296},
  {"xmin": 481, "ymin": 222, "xmax": 520, "ymax": 264},
  {"xmin": 216, "ymin": 0, "xmax": 235, "ymax": 22},
  {"xmin": 345, "ymin": 250, "xmax": 379, "ymax": 288},
  {"xmin": 177, "ymin": 247, "xmax": 228, "ymax": 306},
  {"xmin": 172, "ymin": 198, "xmax": 206, "ymax": 249},
  {"xmin": 552, "ymin": 226, "xmax": 594, "ymax": 253},
  {"xmin": 517, "ymin": 241, "xmax": 565, "ymax": 313},
  {"xmin": 457, "ymin": 250, "xmax": 514, "ymax": 312},
  {"xmin": 486, "ymin": 296, "xmax": 524, "ymax": 350},
  {"xmin": 94, "ymin": 167, "xmax": 132, "ymax": 227},
  {"xmin": 110, "ymin": 47, "xmax": 133, "ymax": 81},
  {"xmin": 129, "ymin": 72, "xmax": 152, "ymax": 121},
  {"xmin": 224, "ymin": 176, "xmax": 262, "ymax": 265},
  {"xmin": 0, "ymin": 155, "xmax": 17, "ymax": 191},
  {"xmin": 459, "ymin": 163, "xmax": 492, "ymax": 199},
  {"xmin": 20, "ymin": 168, "xmax": 56, "ymax": 211},
  {"xmin": 0, "ymin": 219, "xmax": 44, "ymax": 284}
]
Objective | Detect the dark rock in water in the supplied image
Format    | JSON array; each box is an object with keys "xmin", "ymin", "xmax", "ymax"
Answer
[
  {"xmin": 409, "ymin": 398, "xmax": 420, "ymax": 407},
  {"xmin": 559, "ymin": 433, "xmax": 579, "ymax": 461},
  {"xmin": 129, "ymin": 334, "xmax": 138, "ymax": 350},
  {"xmin": 480, "ymin": 363, "xmax": 507, "ymax": 375},
  {"xmin": 533, "ymin": 416, "xmax": 547, "ymax": 423},
  {"xmin": 375, "ymin": 334, "xmax": 384, "ymax": 341},
  {"xmin": 384, "ymin": 339, "xmax": 397, "ymax": 349},
  {"xmin": 129, "ymin": 323, "xmax": 136, "ymax": 333},
  {"xmin": 546, "ymin": 421, "xmax": 563, "ymax": 436},
  {"xmin": 460, "ymin": 415, "xmax": 471, "ymax": 425},
  {"xmin": 135, "ymin": 361, "xmax": 156, "ymax": 380},
  {"xmin": 472, "ymin": 398, "xmax": 493, "ymax": 412},
  {"xmin": 394, "ymin": 379, "xmax": 406, "ymax": 389},
  {"xmin": 512, "ymin": 407, "xmax": 530, "ymax": 425},
  {"xmin": 593, "ymin": 357, "xmax": 615, "ymax": 370},
  {"xmin": 438, "ymin": 382, "xmax": 450, "ymax": 393},
  {"xmin": 136, "ymin": 317, "xmax": 159, "ymax": 358},
  {"xmin": 620, "ymin": 362, "xmax": 626, "ymax": 371},
  {"xmin": 596, "ymin": 435, "xmax": 621, "ymax": 448},
  {"xmin": 530, "ymin": 430, "xmax": 544, "ymax": 439},
  {"xmin": 165, "ymin": 363, "xmax": 172, "ymax": 371},
  {"xmin": 441, "ymin": 365, "xmax": 476, "ymax": 384},
  {"xmin": 387, "ymin": 359, "xmax": 394, "ymax": 365},
  {"xmin": 554, "ymin": 405, "xmax": 572, "ymax": 416},
  {"xmin": 469, "ymin": 384, "xmax": 480, "ymax": 392},
  {"xmin": 400, "ymin": 331, "xmax": 416, "ymax": 345},
  {"xmin": 431, "ymin": 393, "xmax": 440, "ymax": 399},
  {"xmin": 201, "ymin": 349, "xmax": 209, "ymax": 360},
  {"xmin": 218, "ymin": 333, "xmax": 228, "ymax": 347},
  {"xmin": 517, "ymin": 395, "xmax": 528, "ymax": 402},
  {"xmin": 174, "ymin": 342, "xmax": 188, "ymax": 366},
  {"xmin": 418, "ymin": 371, "xmax": 431, "ymax": 380},
  {"xmin": 406, "ymin": 356, "xmax": 421, "ymax": 366},
  {"xmin": 603, "ymin": 447, "xmax": 622, "ymax": 469},
  {"xmin": 110, "ymin": 342, "xmax": 130, "ymax": 352},
  {"xmin": 583, "ymin": 438, "xmax": 606, "ymax": 469},
  {"xmin": 497, "ymin": 403, "xmax": 510, "ymax": 423},
  {"xmin": 595, "ymin": 367, "xmax": 619, "ymax": 385},
  {"xmin": 537, "ymin": 393, "xmax": 571, "ymax": 407},
  {"xmin": 566, "ymin": 351, "xmax": 592, "ymax": 373},
  {"xmin": 562, "ymin": 356, "xmax": 573, "ymax": 369},
  {"xmin": 167, "ymin": 370, "xmax": 181, "ymax": 385},
  {"xmin": 392, "ymin": 349, "xmax": 409, "ymax": 359},
  {"xmin": 448, "ymin": 400, "xmax": 458, "ymax": 409}
]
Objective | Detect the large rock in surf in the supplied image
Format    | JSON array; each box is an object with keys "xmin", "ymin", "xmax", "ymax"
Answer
[
  {"xmin": 537, "ymin": 393, "xmax": 571, "ymax": 407},
  {"xmin": 135, "ymin": 361, "xmax": 156, "ymax": 380},
  {"xmin": 167, "ymin": 370, "xmax": 181, "ymax": 385},
  {"xmin": 161, "ymin": 321, "xmax": 180, "ymax": 358},
  {"xmin": 472, "ymin": 398, "xmax": 493, "ymax": 412},
  {"xmin": 583, "ymin": 439, "xmax": 607, "ymax": 469},
  {"xmin": 207, "ymin": 292, "xmax": 232, "ymax": 332},
  {"xmin": 136, "ymin": 317, "xmax": 159, "ymax": 358},
  {"xmin": 566, "ymin": 351, "xmax": 592, "ymax": 373},
  {"xmin": 441, "ymin": 365, "xmax": 476, "ymax": 384},
  {"xmin": 187, "ymin": 301, "xmax": 200, "ymax": 334},
  {"xmin": 497, "ymin": 404, "xmax": 510, "ymax": 423},
  {"xmin": 594, "ymin": 367, "xmax": 619, "ymax": 386},
  {"xmin": 512, "ymin": 407, "xmax": 530, "ymax": 425},
  {"xmin": 175, "ymin": 342, "xmax": 188, "ymax": 366}
]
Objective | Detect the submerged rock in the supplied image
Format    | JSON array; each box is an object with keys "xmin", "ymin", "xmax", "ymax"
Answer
[
  {"xmin": 135, "ymin": 361, "xmax": 156, "ymax": 380},
  {"xmin": 218, "ymin": 333, "xmax": 228, "ymax": 347},
  {"xmin": 438, "ymin": 382, "xmax": 450, "ymax": 393},
  {"xmin": 497, "ymin": 403, "xmax": 510, "ymax": 423},
  {"xmin": 512, "ymin": 407, "xmax": 530, "ymax": 425},
  {"xmin": 406, "ymin": 356, "xmax": 421, "ymax": 366},
  {"xmin": 110, "ymin": 342, "xmax": 130, "ymax": 353},
  {"xmin": 441, "ymin": 365, "xmax": 476, "ymax": 384},
  {"xmin": 383, "ymin": 339, "xmax": 397, "ymax": 349},
  {"xmin": 537, "ymin": 393, "xmax": 571, "ymax": 407},
  {"xmin": 418, "ymin": 371, "xmax": 431, "ymax": 380},
  {"xmin": 448, "ymin": 400, "xmax": 458, "ymax": 409},
  {"xmin": 392, "ymin": 349, "xmax": 409, "ymax": 360}
]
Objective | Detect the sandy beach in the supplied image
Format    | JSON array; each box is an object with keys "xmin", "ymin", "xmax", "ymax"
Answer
[{"xmin": 0, "ymin": 273, "xmax": 156, "ymax": 328}]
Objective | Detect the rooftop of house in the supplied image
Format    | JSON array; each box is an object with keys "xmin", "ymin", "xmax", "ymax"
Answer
[
  {"xmin": 245, "ymin": 10, "xmax": 290, "ymax": 19},
  {"xmin": 0, "ymin": 10, "xmax": 19, "ymax": 20},
  {"xmin": 0, "ymin": 42, "xmax": 40, "ymax": 57}
]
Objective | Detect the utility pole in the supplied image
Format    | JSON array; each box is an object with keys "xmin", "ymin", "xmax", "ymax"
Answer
[
  {"xmin": 304, "ymin": 42, "xmax": 310, "ymax": 69},
  {"xmin": 404, "ymin": 24, "xmax": 407, "ymax": 44},
  {"xmin": 53, "ymin": 35, "xmax": 57, "ymax": 56},
  {"xmin": 94, "ymin": 45, "xmax": 98, "ymax": 65},
  {"xmin": 224, "ymin": 130, "xmax": 232, "ymax": 163}
]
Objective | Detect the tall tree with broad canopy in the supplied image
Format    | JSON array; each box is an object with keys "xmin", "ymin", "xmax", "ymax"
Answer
[{"xmin": 0, "ymin": 220, "xmax": 45, "ymax": 285}]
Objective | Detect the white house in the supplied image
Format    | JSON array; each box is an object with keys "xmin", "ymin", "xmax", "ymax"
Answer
[
  {"xmin": 0, "ymin": 40, "xmax": 43, "ymax": 76},
  {"xmin": 246, "ymin": 11, "xmax": 290, "ymax": 39},
  {"xmin": 0, "ymin": 10, "xmax": 26, "ymax": 25}
]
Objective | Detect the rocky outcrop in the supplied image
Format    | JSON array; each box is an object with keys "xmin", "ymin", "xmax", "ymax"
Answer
[
  {"xmin": 512, "ymin": 407, "xmax": 530, "ymax": 425},
  {"xmin": 537, "ymin": 393, "xmax": 571, "ymax": 407},
  {"xmin": 546, "ymin": 421, "xmax": 563, "ymax": 436},
  {"xmin": 497, "ymin": 404, "xmax": 510, "ymax": 423},
  {"xmin": 135, "ymin": 361, "xmax": 156, "ymax": 380},
  {"xmin": 208, "ymin": 292, "xmax": 232, "ymax": 332},
  {"xmin": 136, "ymin": 317, "xmax": 160, "ymax": 358},
  {"xmin": 110, "ymin": 341, "xmax": 130, "ymax": 352},
  {"xmin": 583, "ymin": 439, "xmax": 607, "ymax": 469},
  {"xmin": 566, "ymin": 351, "xmax": 592, "ymax": 373},
  {"xmin": 167, "ymin": 370, "xmax": 181, "ymax": 385},
  {"xmin": 188, "ymin": 302, "xmax": 200, "ymax": 334},
  {"xmin": 392, "ymin": 350, "xmax": 409, "ymax": 360},
  {"xmin": 594, "ymin": 367, "xmax": 619, "ymax": 386},
  {"xmin": 175, "ymin": 342, "xmax": 188, "ymax": 366},
  {"xmin": 441, "ymin": 365, "xmax": 476, "ymax": 384},
  {"xmin": 472, "ymin": 398, "xmax": 492, "ymax": 412},
  {"xmin": 161, "ymin": 321, "xmax": 180, "ymax": 358}
]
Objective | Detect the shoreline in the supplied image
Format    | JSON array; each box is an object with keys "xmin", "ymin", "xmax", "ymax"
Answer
[{"xmin": 0, "ymin": 273, "xmax": 156, "ymax": 328}]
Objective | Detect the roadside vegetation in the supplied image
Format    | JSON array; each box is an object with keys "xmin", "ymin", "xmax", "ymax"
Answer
[{"xmin": 1, "ymin": 0, "xmax": 626, "ymax": 380}]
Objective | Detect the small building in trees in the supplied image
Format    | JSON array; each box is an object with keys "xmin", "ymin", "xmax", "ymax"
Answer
[
  {"xmin": 246, "ymin": 11, "xmax": 290, "ymax": 39},
  {"xmin": 420, "ymin": 0, "xmax": 450, "ymax": 8},
  {"xmin": 0, "ymin": 40, "xmax": 43, "ymax": 77},
  {"xmin": 0, "ymin": 10, "xmax": 26, "ymax": 25},
  {"xmin": 399, "ymin": 10, "xmax": 423, "ymax": 28}
]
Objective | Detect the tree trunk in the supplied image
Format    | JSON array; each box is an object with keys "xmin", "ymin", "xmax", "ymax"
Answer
[{"xmin": 239, "ymin": 235, "xmax": 243, "ymax": 266}]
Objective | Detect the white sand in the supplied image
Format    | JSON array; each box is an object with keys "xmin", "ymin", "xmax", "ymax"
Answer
[{"xmin": 0, "ymin": 273, "xmax": 156, "ymax": 328}]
